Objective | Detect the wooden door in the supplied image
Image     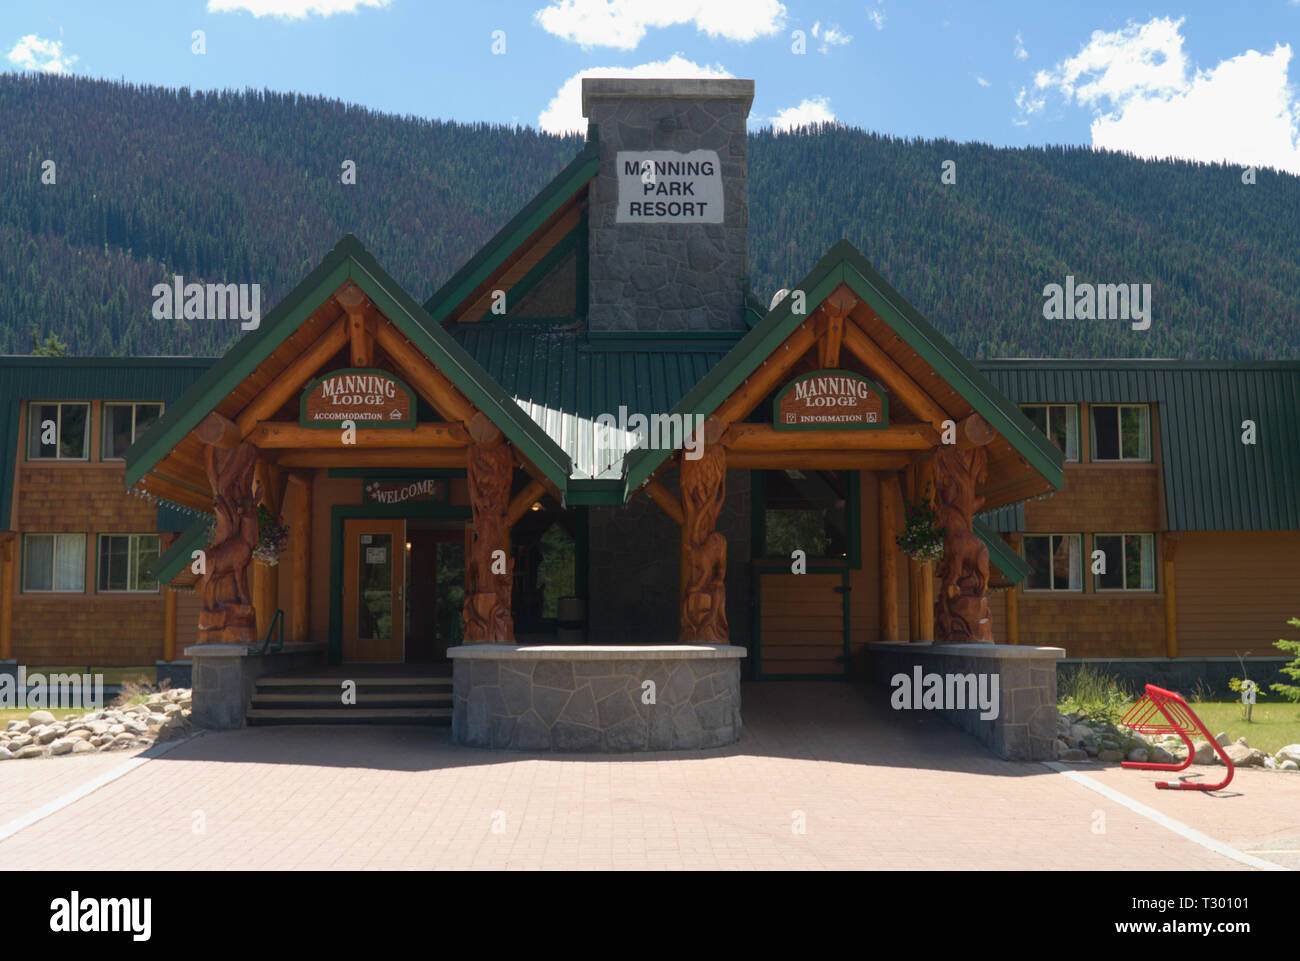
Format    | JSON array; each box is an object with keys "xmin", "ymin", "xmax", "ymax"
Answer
[
  {"xmin": 755, "ymin": 569, "xmax": 850, "ymax": 677},
  {"xmin": 342, "ymin": 518, "xmax": 405, "ymax": 662}
]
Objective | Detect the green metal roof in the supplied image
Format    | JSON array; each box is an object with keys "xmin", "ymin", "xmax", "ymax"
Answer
[
  {"xmin": 124, "ymin": 234, "xmax": 575, "ymax": 501},
  {"xmin": 0, "ymin": 357, "xmax": 213, "ymax": 529},
  {"xmin": 620, "ymin": 239, "xmax": 1066, "ymax": 502},
  {"xmin": 147, "ymin": 515, "xmax": 210, "ymax": 582},
  {"xmin": 976, "ymin": 360, "xmax": 1300, "ymax": 531},
  {"xmin": 450, "ymin": 324, "xmax": 733, "ymax": 479}
]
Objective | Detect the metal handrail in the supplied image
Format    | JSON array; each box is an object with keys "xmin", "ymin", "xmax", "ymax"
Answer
[{"xmin": 248, "ymin": 609, "xmax": 285, "ymax": 656}]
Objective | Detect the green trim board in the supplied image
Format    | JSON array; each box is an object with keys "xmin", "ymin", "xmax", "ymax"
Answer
[
  {"xmin": 422, "ymin": 138, "xmax": 599, "ymax": 325},
  {"xmin": 973, "ymin": 518, "xmax": 1031, "ymax": 586},
  {"xmin": 621, "ymin": 240, "xmax": 1065, "ymax": 504},
  {"xmin": 472, "ymin": 216, "xmax": 586, "ymax": 323},
  {"xmin": 327, "ymin": 501, "xmax": 471, "ymax": 664},
  {"xmin": 146, "ymin": 516, "xmax": 211, "ymax": 583},
  {"xmin": 124, "ymin": 235, "xmax": 575, "ymax": 497}
]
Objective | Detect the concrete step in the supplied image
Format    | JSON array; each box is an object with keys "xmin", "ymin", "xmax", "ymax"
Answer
[
  {"xmin": 255, "ymin": 675, "xmax": 451, "ymax": 687},
  {"xmin": 246, "ymin": 707, "xmax": 452, "ymax": 725},
  {"xmin": 250, "ymin": 691, "xmax": 452, "ymax": 705}
]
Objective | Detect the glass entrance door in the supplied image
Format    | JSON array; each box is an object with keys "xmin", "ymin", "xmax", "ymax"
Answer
[{"xmin": 341, "ymin": 518, "xmax": 405, "ymax": 662}]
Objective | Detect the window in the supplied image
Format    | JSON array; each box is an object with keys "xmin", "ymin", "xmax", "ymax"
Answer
[
  {"xmin": 760, "ymin": 469, "xmax": 853, "ymax": 561},
  {"xmin": 97, "ymin": 534, "xmax": 161, "ymax": 592},
  {"xmin": 1023, "ymin": 534, "xmax": 1081, "ymax": 591},
  {"xmin": 103, "ymin": 403, "xmax": 163, "ymax": 459},
  {"xmin": 26, "ymin": 403, "xmax": 89, "ymax": 460},
  {"xmin": 1090, "ymin": 404, "xmax": 1151, "ymax": 461},
  {"xmin": 23, "ymin": 534, "xmax": 86, "ymax": 592},
  {"xmin": 1092, "ymin": 533, "xmax": 1155, "ymax": 591},
  {"xmin": 1021, "ymin": 404, "xmax": 1079, "ymax": 460}
]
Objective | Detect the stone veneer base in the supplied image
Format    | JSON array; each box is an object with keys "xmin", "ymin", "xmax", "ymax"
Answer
[
  {"xmin": 185, "ymin": 642, "xmax": 326, "ymax": 729},
  {"xmin": 448, "ymin": 644, "xmax": 747, "ymax": 752},
  {"xmin": 867, "ymin": 641, "xmax": 1065, "ymax": 761}
]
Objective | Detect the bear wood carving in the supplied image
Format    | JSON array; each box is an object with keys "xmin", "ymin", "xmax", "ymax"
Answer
[
  {"xmin": 680, "ymin": 443, "xmax": 729, "ymax": 644},
  {"xmin": 932, "ymin": 446, "xmax": 994, "ymax": 643},
  {"xmin": 198, "ymin": 441, "xmax": 261, "ymax": 645},
  {"xmin": 463, "ymin": 430, "xmax": 515, "ymax": 643}
]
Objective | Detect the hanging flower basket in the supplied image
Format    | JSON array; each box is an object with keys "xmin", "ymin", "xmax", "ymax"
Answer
[
  {"xmin": 896, "ymin": 499, "xmax": 945, "ymax": 564},
  {"xmin": 205, "ymin": 504, "xmax": 290, "ymax": 566}
]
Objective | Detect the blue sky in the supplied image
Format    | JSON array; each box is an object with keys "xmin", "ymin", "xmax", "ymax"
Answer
[{"xmin": 5, "ymin": 0, "xmax": 1299, "ymax": 171}]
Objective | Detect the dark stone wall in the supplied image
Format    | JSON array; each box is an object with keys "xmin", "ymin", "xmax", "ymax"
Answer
[{"xmin": 587, "ymin": 469, "xmax": 751, "ymax": 645}]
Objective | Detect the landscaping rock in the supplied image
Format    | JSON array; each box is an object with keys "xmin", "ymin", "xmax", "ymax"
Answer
[
  {"xmin": 1098, "ymin": 749, "xmax": 1124, "ymax": 762},
  {"xmin": 1275, "ymin": 744, "xmax": 1300, "ymax": 766},
  {"xmin": 1069, "ymin": 723, "xmax": 1093, "ymax": 742},
  {"xmin": 1190, "ymin": 739, "xmax": 1216, "ymax": 764},
  {"xmin": 49, "ymin": 738, "xmax": 75, "ymax": 756},
  {"xmin": 1059, "ymin": 748, "xmax": 1089, "ymax": 761},
  {"xmin": 1214, "ymin": 731, "xmax": 1231, "ymax": 746},
  {"xmin": 34, "ymin": 726, "xmax": 60, "ymax": 745},
  {"xmin": 163, "ymin": 703, "xmax": 183, "ymax": 718},
  {"xmin": 0, "ymin": 746, "xmax": 12, "ymax": 760},
  {"xmin": 1127, "ymin": 748, "xmax": 1147, "ymax": 762},
  {"xmin": 26, "ymin": 710, "xmax": 55, "ymax": 726},
  {"xmin": 70, "ymin": 741, "xmax": 94, "ymax": 754},
  {"xmin": 8, "ymin": 734, "xmax": 33, "ymax": 750},
  {"xmin": 1280, "ymin": 760, "xmax": 1299, "ymax": 772},
  {"xmin": 1222, "ymin": 742, "xmax": 1267, "ymax": 767},
  {"xmin": 15, "ymin": 745, "xmax": 44, "ymax": 759},
  {"xmin": 5, "ymin": 720, "xmax": 27, "ymax": 733}
]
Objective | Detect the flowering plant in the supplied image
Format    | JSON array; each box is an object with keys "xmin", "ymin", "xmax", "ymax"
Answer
[
  {"xmin": 896, "ymin": 499, "xmax": 945, "ymax": 563},
  {"xmin": 205, "ymin": 504, "xmax": 290, "ymax": 565}
]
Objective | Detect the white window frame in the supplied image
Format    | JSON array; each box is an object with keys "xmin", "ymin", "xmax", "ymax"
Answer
[
  {"xmin": 26, "ymin": 402, "xmax": 90, "ymax": 461},
  {"xmin": 1020, "ymin": 403, "xmax": 1080, "ymax": 461},
  {"xmin": 1092, "ymin": 532, "xmax": 1156, "ymax": 592},
  {"xmin": 1089, "ymin": 403, "xmax": 1151, "ymax": 462},
  {"xmin": 97, "ymin": 533, "xmax": 162, "ymax": 593},
  {"xmin": 102, "ymin": 402, "xmax": 165, "ymax": 460},
  {"xmin": 1022, "ymin": 533, "xmax": 1082, "ymax": 592},
  {"xmin": 22, "ymin": 533, "xmax": 87, "ymax": 593}
]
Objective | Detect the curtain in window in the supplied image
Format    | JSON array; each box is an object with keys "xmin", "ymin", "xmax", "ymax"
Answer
[
  {"xmin": 1139, "ymin": 534, "xmax": 1154, "ymax": 590},
  {"xmin": 54, "ymin": 534, "xmax": 85, "ymax": 591},
  {"xmin": 1062, "ymin": 412, "xmax": 1079, "ymax": 461},
  {"xmin": 1066, "ymin": 535, "xmax": 1082, "ymax": 590},
  {"xmin": 24, "ymin": 536, "xmax": 53, "ymax": 590}
]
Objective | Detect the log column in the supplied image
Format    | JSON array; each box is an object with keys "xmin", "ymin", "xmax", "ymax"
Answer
[
  {"xmin": 680, "ymin": 417, "xmax": 728, "ymax": 643},
  {"xmin": 932, "ymin": 445, "xmax": 994, "ymax": 642},
  {"xmin": 463, "ymin": 413, "xmax": 514, "ymax": 643},
  {"xmin": 917, "ymin": 455, "xmax": 936, "ymax": 641},
  {"xmin": 1004, "ymin": 534, "xmax": 1022, "ymax": 645},
  {"xmin": 286, "ymin": 473, "xmax": 312, "ymax": 642},
  {"xmin": 905, "ymin": 466, "xmax": 921, "ymax": 639},
  {"xmin": 876, "ymin": 472, "xmax": 901, "ymax": 642},
  {"xmin": 196, "ymin": 412, "xmax": 260, "ymax": 646}
]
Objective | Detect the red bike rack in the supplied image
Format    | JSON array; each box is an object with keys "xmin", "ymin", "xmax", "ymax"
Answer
[{"xmin": 1119, "ymin": 683, "xmax": 1234, "ymax": 791}]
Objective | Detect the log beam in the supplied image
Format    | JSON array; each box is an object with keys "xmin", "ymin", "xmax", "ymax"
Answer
[
  {"xmin": 234, "ymin": 315, "xmax": 349, "ymax": 437},
  {"xmin": 723, "ymin": 423, "xmax": 937, "ymax": 452},
  {"xmin": 955, "ymin": 412, "xmax": 996, "ymax": 449},
  {"xmin": 645, "ymin": 478, "xmax": 684, "ymax": 526},
  {"xmin": 841, "ymin": 323, "xmax": 948, "ymax": 430},
  {"xmin": 505, "ymin": 479, "xmax": 547, "ymax": 529},
  {"xmin": 371, "ymin": 322, "xmax": 476, "ymax": 424},
  {"xmin": 249, "ymin": 421, "xmax": 468, "ymax": 449},
  {"xmin": 273, "ymin": 449, "xmax": 468, "ymax": 469},
  {"xmin": 286, "ymin": 473, "xmax": 311, "ymax": 643},
  {"xmin": 714, "ymin": 323, "xmax": 820, "ymax": 427},
  {"xmin": 196, "ymin": 412, "xmax": 242, "ymax": 449},
  {"xmin": 722, "ymin": 450, "xmax": 910, "ymax": 471}
]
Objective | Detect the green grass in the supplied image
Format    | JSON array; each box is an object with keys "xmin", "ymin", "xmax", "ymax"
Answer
[
  {"xmin": 1, "ymin": 666, "xmax": 156, "ymax": 722},
  {"xmin": 1155, "ymin": 699, "xmax": 1300, "ymax": 756}
]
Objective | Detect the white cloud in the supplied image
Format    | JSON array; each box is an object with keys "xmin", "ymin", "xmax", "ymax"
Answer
[
  {"xmin": 770, "ymin": 96, "xmax": 837, "ymax": 132},
  {"xmin": 534, "ymin": 0, "xmax": 786, "ymax": 51},
  {"xmin": 6, "ymin": 34, "xmax": 78, "ymax": 73},
  {"xmin": 1014, "ymin": 31, "xmax": 1027, "ymax": 60},
  {"xmin": 1015, "ymin": 86, "xmax": 1045, "ymax": 115},
  {"xmin": 867, "ymin": 3, "xmax": 886, "ymax": 31},
  {"xmin": 538, "ymin": 55, "xmax": 733, "ymax": 134},
  {"xmin": 206, "ymin": 0, "xmax": 390, "ymax": 18},
  {"xmin": 811, "ymin": 20, "xmax": 852, "ymax": 54},
  {"xmin": 1031, "ymin": 17, "xmax": 1300, "ymax": 173},
  {"xmin": 975, "ymin": 76, "xmax": 991, "ymax": 88}
]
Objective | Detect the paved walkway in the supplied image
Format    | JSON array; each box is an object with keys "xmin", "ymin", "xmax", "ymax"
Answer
[{"xmin": 0, "ymin": 683, "xmax": 1286, "ymax": 869}]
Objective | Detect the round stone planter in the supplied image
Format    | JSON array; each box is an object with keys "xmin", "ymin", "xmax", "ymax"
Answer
[{"xmin": 447, "ymin": 644, "xmax": 746, "ymax": 752}]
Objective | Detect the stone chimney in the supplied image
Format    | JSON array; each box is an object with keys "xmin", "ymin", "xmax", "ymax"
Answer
[{"xmin": 581, "ymin": 77, "xmax": 754, "ymax": 334}]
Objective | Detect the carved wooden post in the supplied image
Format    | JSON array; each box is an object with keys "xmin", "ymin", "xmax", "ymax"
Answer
[
  {"xmin": 196, "ymin": 413, "xmax": 261, "ymax": 646},
  {"xmin": 932, "ymin": 445, "xmax": 994, "ymax": 642},
  {"xmin": 680, "ymin": 417, "xmax": 728, "ymax": 644},
  {"xmin": 463, "ymin": 412, "xmax": 514, "ymax": 643}
]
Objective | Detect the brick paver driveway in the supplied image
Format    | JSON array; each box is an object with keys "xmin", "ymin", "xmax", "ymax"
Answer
[{"xmin": 0, "ymin": 683, "xmax": 1284, "ymax": 869}]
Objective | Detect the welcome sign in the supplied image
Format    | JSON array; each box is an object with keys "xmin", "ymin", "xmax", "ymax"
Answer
[
  {"xmin": 300, "ymin": 368, "xmax": 415, "ymax": 428},
  {"xmin": 774, "ymin": 370, "xmax": 888, "ymax": 430},
  {"xmin": 363, "ymin": 478, "xmax": 447, "ymax": 505}
]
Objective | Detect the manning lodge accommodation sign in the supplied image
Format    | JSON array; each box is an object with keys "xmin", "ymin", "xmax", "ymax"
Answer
[
  {"xmin": 299, "ymin": 368, "xmax": 415, "ymax": 428},
  {"xmin": 774, "ymin": 370, "xmax": 888, "ymax": 430}
]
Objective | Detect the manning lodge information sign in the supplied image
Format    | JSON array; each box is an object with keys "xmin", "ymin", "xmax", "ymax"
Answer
[
  {"xmin": 774, "ymin": 370, "xmax": 888, "ymax": 430},
  {"xmin": 300, "ymin": 368, "xmax": 415, "ymax": 428}
]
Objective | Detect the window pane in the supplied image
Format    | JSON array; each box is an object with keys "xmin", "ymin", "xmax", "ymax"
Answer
[
  {"xmin": 24, "ymin": 535, "xmax": 54, "ymax": 590},
  {"xmin": 358, "ymin": 534, "xmax": 393, "ymax": 639},
  {"xmin": 106, "ymin": 405, "xmax": 134, "ymax": 458},
  {"xmin": 1120, "ymin": 407, "xmax": 1147, "ymax": 459},
  {"xmin": 1095, "ymin": 535, "xmax": 1123, "ymax": 589},
  {"xmin": 28, "ymin": 404, "xmax": 58, "ymax": 458},
  {"xmin": 1046, "ymin": 406, "xmax": 1069, "ymax": 454},
  {"xmin": 763, "ymin": 470, "xmax": 849, "ymax": 559},
  {"xmin": 54, "ymin": 534, "xmax": 85, "ymax": 591},
  {"xmin": 1058, "ymin": 407, "xmax": 1080, "ymax": 460},
  {"xmin": 59, "ymin": 404, "xmax": 88, "ymax": 458},
  {"xmin": 134, "ymin": 404, "xmax": 162, "ymax": 438},
  {"xmin": 1092, "ymin": 406, "xmax": 1120, "ymax": 460},
  {"xmin": 1023, "ymin": 406, "xmax": 1047, "ymax": 434},
  {"xmin": 1066, "ymin": 535, "xmax": 1082, "ymax": 590},
  {"xmin": 1024, "ymin": 536, "xmax": 1051, "ymax": 590},
  {"xmin": 1051, "ymin": 535, "xmax": 1076, "ymax": 590},
  {"xmin": 132, "ymin": 535, "xmax": 160, "ymax": 591},
  {"xmin": 100, "ymin": 535, "xmax": 129, "ymax": 590}
]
